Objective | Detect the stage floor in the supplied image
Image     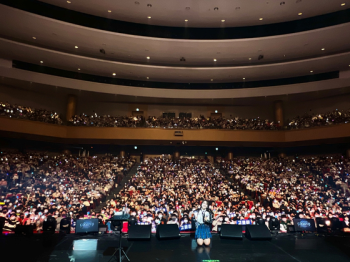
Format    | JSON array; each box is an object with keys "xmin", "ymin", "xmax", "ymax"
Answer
[{"xmin": 2, "ymin": 233, "xmax": 350, "ymax": 262}]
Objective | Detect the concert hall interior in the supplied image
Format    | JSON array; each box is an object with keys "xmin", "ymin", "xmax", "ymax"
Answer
[{"xmin": 1, "ymin": 1, "xmax": 350, "ymax": 262}]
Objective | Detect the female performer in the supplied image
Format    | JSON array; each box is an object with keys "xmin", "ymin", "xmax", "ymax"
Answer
[{"xmin": 193, "ymin": 200, "xmax": 213, "ymax": 246}]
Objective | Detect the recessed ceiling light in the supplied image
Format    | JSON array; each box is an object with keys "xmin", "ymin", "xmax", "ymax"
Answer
[
  {"xmin": 108, "ymin": 10, "xmax": 112, "ymax": 13},
  {"xmin": 32, "ymin": 37, "xmax": 36, "ymax": 40},
  {"xmin": 112, "ymin": 73, "xmax": 116, "ymax": 76},
  {"xmin": 211, "ymin": 79, "xmax": 213, "ymax": 81},
  {"xmin": 298, "ymin": 13, "xmax": 302, "ymax": 16},
  {"xmin": 78, "ymin": 68, "xmax": 80, "ymax": 71},
  {"xmin": 259, "ymin": 18, "xmax": 263, "ymax": 21},
  {"xmin": 75, "ymin": 46, "xmax": 78, "ymax": 49},
  {"xmin": 213, "ymin": 59, "xmax": 217, "ymax": 62},
  {"xmin": 310, "ymin": 70, "xmax": 313, "ymax": 73},
  {"xmin": 341, "ymin": 3, "xmax": 346, "ymax": 6},
  {"xmin": 321, "ymin": 48, "xmax": 325, "ymax": 51},
  {"xmin": 243, "ymin": 78, "xmax": 245, "ymax": 80},
  {"xmin": 40, "ymin": 61, "xmax": 43, "ymax": 63},
  {"xmin": 249, "ymin": 58, "xmax": 252, "ymax": 60},
  {"xmin": 147, "ymin": 16, "xmax": 151, "ymax": 19},
  {"xmin": 185, "ymin": 19, "xmax": 188, "ymax": 22},
  {"xmin": 146, "ymin": 56, "xmax": 150, "ymax": 59},
  {"xmin": 221, "ymin": 20, "xmax": 225, "ymax": 22},
  {"xmin": 67, "ymin": 1, "xmax": 71, "ymax": 3},
  {"xmin": 146, "ymin": 77, "xmax": 149, "ymax": 79}
]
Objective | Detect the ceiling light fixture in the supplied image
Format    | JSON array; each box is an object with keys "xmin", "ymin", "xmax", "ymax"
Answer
[
  {"xmin": 211, "ymin": 79, "xmax": 213, "ymax": 81},
  {"xmin": 78, "ymin": 68, "xmax": 80, "ymax": 71},
  {"xmin": 147, "ymin": 16, "xmax": 151, "ymax": 19},
  {"xmin": 321, "ymin": 48, "xmax": 325, "ymax": 51},
  {"xmin": 32, "ymin": 37, "xmax": 36, "ymax": 40},
  {"xmin": 112, "ymin": 73, "xmax": 116, "ymax": 76},
  {"xmin": 185, "ymin": 19, "xmax": 188, "ymax": 22},
  {"xmin": 67, "ymin": 1, "xmax": 71, "ymax": 3},
  {"xmin": 213, "ymin": 59, "xmax": 217, "ymax": 62},
  {"xmin": 146, "ymin": 77, "xmax": 149, "ymax": 79},
  {"xmin": 243, "ymin": 78, "xmax": 245, "ymax": 80},
  {"xmin": 249, "ymin": 58, "xmax": 252, "ymax": 60},
  {"xmin": 259, "ymin": 18, "xmax": 263, "ymax": 21},
  {"xmin": 75, "ymin": 46, "xmax": 78, "ymax": 49},
  {"xmin": 310, "ymin": 70, "xmax": 313, "ymax": 73},
  {"xmin": 108, "ymin": 10, "xmax": 112, "ymax": 13},
  {"xmin": 40, "ymin": 61, "xmax": 43, "ymax": 63},
  {"xmin": 298, "ymin": 13, "xmax": 302, "ymax": 16},
  {"xmin": 341, "ymin": 3, "xmax": 346, "ymax": 6},
  {"xmin": 146, "ymin": 56, "xmax": 150, "ymax": 59},
  {"xmin": 221, "ymin": 20, "xmax": 225, "ymax": 22}
]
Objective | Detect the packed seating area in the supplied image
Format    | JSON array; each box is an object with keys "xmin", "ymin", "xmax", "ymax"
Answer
[
  {"xmin": 2, "ymin": 152, "xmax": 350, "ymax": 234},
  {"xmin": 145, "ymin": 116, "xmax": 280, "ymax": 130},
  {"xmin": 0, "ymin": 151, "xmax": 134, "ymax": 232},
  {"xmin": 68, "ymin": 113, "xmax": 144, "ymax": 127},
  {"xmin": 286, "ymin": 109, "xmax": 350, "ymax": 129},
  {"xmin": 0, "ymin": 101, "xmax": 63, "ymax": 125},
  {"xmin": 2, "ymin": 101, "xmax": 350, "ymax": 131}
]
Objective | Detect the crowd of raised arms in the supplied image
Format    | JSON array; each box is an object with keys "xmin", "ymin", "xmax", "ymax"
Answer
[
  {"xmin": 1, "ymin": 152, "xmax": 350, "ymax": 233},
  {"xmin": 2, "ymin": 101, "xmax": 350, "ymax": 130}
]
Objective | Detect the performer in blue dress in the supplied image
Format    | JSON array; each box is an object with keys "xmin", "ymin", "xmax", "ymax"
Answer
[{"xmin": 193, "ymin": 200, "xmax": 213, "ymax": 246}]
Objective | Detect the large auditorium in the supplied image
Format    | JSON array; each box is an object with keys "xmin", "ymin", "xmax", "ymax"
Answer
[{"xmin": 1, "ymin": 1, "xmax": 350, "ymax": 261}]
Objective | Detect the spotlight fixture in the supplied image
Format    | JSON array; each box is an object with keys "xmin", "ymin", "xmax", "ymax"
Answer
[
  {"xmin": 243, "ymin": 78, "xmax": 245, "ymax": 80},
  {"xmin": 40, "ymin": 61, "xmax": 43, "ymax": 63},
  {"xmin": 147, "ymin": 16, "xmax": 151, "ymax": 19},
  {"xmin": 310, "ymin": 70, "xmax": 313, "ymax": 73},
  {"xmin": 146, "ymin": 77, "xmax": 149, "ymax": 79},
  {"xmin": 78, "ymin": 68, "xmax": 81, "ymax": 71},
  {"xmin": 213, "ymin": 59, "xmax": 217, "ymax": 62},
  {"xmin": 75, "ymin": 46, "xmax": 78, "ymax": 49},
  {"xmin": 341, "ymin": 3, "xmax": 346, "ymax": 6},
  {"xmin": 185, "ymin": 19, "xmax": 188, "ymax": 22},
  {"xmin": 136, "ymin": 108, "xmax": 139, "ymax": 111},
  {"xmin": 112, "ymin": 73, "xmax": 116, "ymax": 76},
  {"xmin": 249, "ymin": 58, "xmax": 252, "ymax": 60},
  {"xmin": 298, "ymin": 13, "xmax": 303, "ymax": 16},
  {"xmin": 134, "ymin": 146, "xmax": 137, "ymax": 149},
  {"xmin": 215, "ymin": 110, "xmax": 218, "ymax": 113},
  {"xmin": 146, "ymin": 56, "xmax": 150, "ymax": 59},
  {"xmin": 221, "ymin": 19, "xmax": 225, "ymax": 22},
  {"xmin": 259, "ymin": 18, "xmax": 263, "ymax": 21},
  {"xmin": 321, "ymin": 48, "xmax": 325, "ymax": 51},
  {"xmin": 214, "ymin": 7, "xmax": 219, "ymax": 11},
  {"xmin": 108, "ymin": 10, "xmax": 112, "ymax": 13},
  {"xmin": 32, "ymin": 37, "xmax": 36, "ymax": 39},
  {"xmin": 210, "ymin": 79, "xmax": 213, "ymax": 81},
  {"xmin": 216, "ymin": 147, "xmax": 219, "ymax": 151},
  {"xmin": 67, "ymin": 1, "xmax": 71, "ymax": 3}
]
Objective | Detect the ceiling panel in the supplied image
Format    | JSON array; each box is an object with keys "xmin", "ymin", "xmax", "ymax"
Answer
[
  {"xmin": 0, "ymin": 5, "xmax": 350, "ymax": 67},
  {"xmin": 38, "ymin": 0, "xmax": 350, "ymax": 28}
]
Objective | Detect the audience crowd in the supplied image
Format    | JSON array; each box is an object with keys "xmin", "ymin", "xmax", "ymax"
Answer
[
  {"xmin": 0, "ymin": 151, "xmax": 134, "ymax": 232},
  {"xmin": 0, "ymin": 102, "xmax": 62, "ymax": 125},
  {"xmin": 1, "ymin": 101, "xmax": 350, "ymax": 131},
  {"xmin": 286, "ymin": 109, "xmax": 350, "ymax": 130},
  {"xmin": 1, "ymin": 151, "xmax": 350, "ymax": 234},
  {"xmin": 68, "ymin": 113, "xmax": 143, "ymax": 127}
]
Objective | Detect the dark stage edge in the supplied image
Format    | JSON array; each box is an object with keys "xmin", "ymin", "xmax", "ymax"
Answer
[{"xmin": 2, "ymin": 233, "xmax": 350, "ymax": 262}]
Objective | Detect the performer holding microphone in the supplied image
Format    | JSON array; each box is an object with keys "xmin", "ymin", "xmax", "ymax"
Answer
[{"xmin": 193, "ymin": 200, "xmax": 213, "ymax": 246}]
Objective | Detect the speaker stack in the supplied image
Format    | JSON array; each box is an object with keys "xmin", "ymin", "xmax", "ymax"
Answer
[
  {"xmin": 156, "ymin": 224, "xmax": 180, "ymax": 239},
  {"xmin": 220, "ymin": 225, "xmax": 243, "ymax": 239},
  {"xmin": 127, "ymin": 225, "xmax": 152, "ymax": 240},
  {"xmin": 245, "ymin": 225, "xmax": 272, "ymax": 240}
]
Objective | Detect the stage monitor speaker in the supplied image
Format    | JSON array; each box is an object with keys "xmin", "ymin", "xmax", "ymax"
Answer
[
  {"xmin": 128, "ymin": 225, "xmax": 151, "ymax": 240},
  {"xmin": 156, "ymin": 224, "xmax": 180, "ymax": 239},
  {"xmin": 245, "ymin": 225, "xmax": 272, "ymax": 240},
  {"xmin": 220, "ymin": 224, "xmax": 243, "ymax": 239}
]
